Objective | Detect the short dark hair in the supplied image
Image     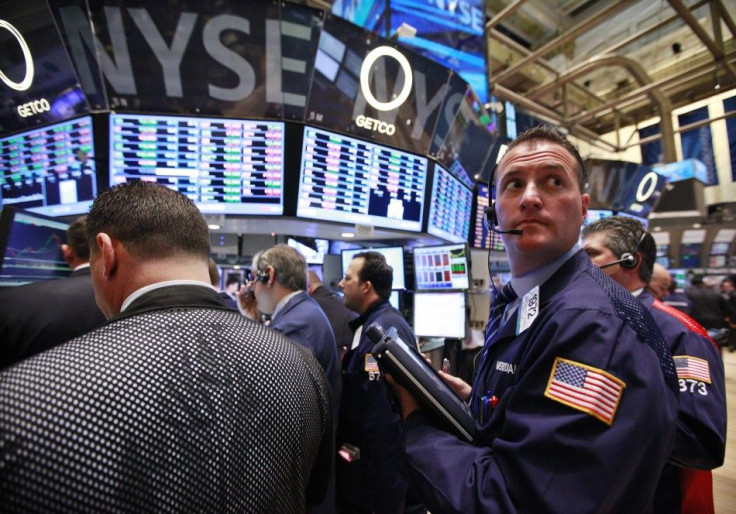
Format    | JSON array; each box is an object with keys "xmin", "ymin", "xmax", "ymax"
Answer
[
  {"xmin": 87, "ymin": 181, "xmax": 210, "ymax": 261},
  {"xmin": 581, "ymin": 216, "xmax": 655, "ymax": 282},
  {"xmin": 355, "ymin": 251, "xmax": 393, "ymax": 301},
  {"xmin": 499, "ymin": 125, "xmax": 587, "ymax": 193},
  {"xmin": 66, "ymin": 216, "xmax": 90, "ymax": 261}
]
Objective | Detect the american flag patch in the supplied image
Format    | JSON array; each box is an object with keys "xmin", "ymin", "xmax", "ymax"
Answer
[
  {"xmin": 545, "ymin": 358, "xmax": 625, "ymax": 425},
  {"xmin": 674, "ymin": 355, "xmax": 711, "ymax": 383},
  {"xmin": 364, "ymin": 354, "xmax": 379, "ymax": 373}
]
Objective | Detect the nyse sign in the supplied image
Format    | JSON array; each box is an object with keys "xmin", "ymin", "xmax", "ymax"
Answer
[{"xmin": 53, "ymin": 2, "xmax": 461, "ymax": 155}]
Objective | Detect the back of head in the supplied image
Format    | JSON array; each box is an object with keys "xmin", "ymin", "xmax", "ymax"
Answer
[
  {"xmin": 355, "ymin": 251, "xmax": 393, "ymax": 301},
  {"xmin": 67, "ymin": 216, "xmax": 91, "ymax": 261},
  {"xmin": 690, "ymin": 274, "xmax": 704, "ymax": 286},
  {"xmin": 581, "ymin": 216, "xmax": 655, "ymax": 282},
  {"xmin": 87, "ymin": 181, "xmax": 210, "ymax": 262},
  {"xmin": 256, "ymin": 244, "xmax": 307, "ymax": 291},
  {"xmin": 502, "ymin": 125, "xmax": 587, "ymax": 193}
]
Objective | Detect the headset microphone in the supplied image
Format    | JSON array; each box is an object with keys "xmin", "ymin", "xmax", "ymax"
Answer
[
  {"xmin": 600, "ymin": 253, "xmax": 637, "ymax": 270},
  {"xmin": 484, "ymin": 205, "xmax": 524, "ymax": 236}
]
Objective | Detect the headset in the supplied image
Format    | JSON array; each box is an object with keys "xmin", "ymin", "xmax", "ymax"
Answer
[
  {"xmin": 484, "ymin": 145, "xmax": 523, "ymax": 236},
  {"xmin": 600, "ymin": 230, "xmax": 647, "ymax": 270},
  {"xmin": 256, "ymin": 271, "xmax": 269, "ymax": 283}
]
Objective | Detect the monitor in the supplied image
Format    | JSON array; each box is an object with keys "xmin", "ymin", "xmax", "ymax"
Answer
[
  {"xmin": 413, "ymin": 244, "xmax": 470, "ymax": 291},
  {"xmin": 679, "ymin": 243, "xmax": 702, "ymax": 268},
  {"xmin": 0, "ymin": 115, "xmax": 97, "ymax": 217},
  {"xmin": 584, "ymin": 209, "xmax": 614, "ymax": 225},
  {"xmin": 413, "ymin": 291, "xmax": 466, "ymax": 339},
  {"xmin": 341, "ymin": 246, "xmax": 406, "ymax": 290},
  {"xmin": 389, "ymin": 290, "xmax": 400, "ymax": 310},
  {"xmin": 0, "ymin": 207, "xmax": 71, "ymax": 286},
  {"xmin": 470, "ymin": 184, "xmax": 504, "ymax": 251},
  {"xmin": 427, "ymin": 163, "xmax": 472, "ymax": 243},
  {"xmin": 297, "ymin": 126, "xmax": 427, "ymax": 232},
  {"xmin": 656, "ymin": 256, "xmax": 670, "ymax": 268},
  {"xmin": 109, "ymin": 113, "xmax": 285, "ymax": 215},
  {"xmin": 708, "ymin": 255, "xmax": 727, "ymax": 268},
  {"xmin": 287, "ymin": 237, "xmax": 329, "ymax": 265},
  {"xmin": 711, "ymin": 242, "xmax": 730, "ymax": 255}
]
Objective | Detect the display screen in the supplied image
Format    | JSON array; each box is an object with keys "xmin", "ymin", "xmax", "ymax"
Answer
[
  {"xmin": 427, "ymin": 163, "xmax": 472, "ymax": 243},
  {"xmin": 585, "ymin": 209, "xmax": 614, "ymax": 225},
  {"xmin": 470, "ymin": 185, "xmax": 504, "ymax": 251},
  {"xmin": 679, "ymin": 243, "xmax": 702, "ymax": 268},
  {"xmin": 711, "ymin": 242, "xmax": 730, "ymax": 255},
  {"xmin": 288, "ymin": 237, "xmax": 329, "ymax": 265},
  {"xmin": 413, "ymin": 244, "xmax": 470, "ymax": 291},
  {"xmin": 656, "ymin": 256, "xmax": 670, "ymax": 268},
  {"xmin": 109, "ymin": 113, "xmax": 285, "ymax": 215},
  {"xmin": 341, "ymin": 246, "xmax": 406, "ymax": 290},
  {"xmin": 0, "ymin": 116, "xmax": 97, "ymax": 217},
  {"xmin": 298, "ymin": 126, "xmax": 427, "ymax": 232},
  {"xmin": 708, "ymin": 255, "xmax": 726, "ymax": 268},
  {"xmin": 0, "ymin": 207, "xmax": 71, "ymax": 286},
  {"xmin": 413, "ymin": 291, "xmax": 466, "ymax": 339}
]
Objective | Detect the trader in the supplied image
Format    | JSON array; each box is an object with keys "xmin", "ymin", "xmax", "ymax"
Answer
[
  {"xmin": 0, "ymin": 182, "xmax": 332, "ymax": 512},
  {"xmin": 390, "ymin": 126, "xmax": 679, "ymax": 512},
  {"xmin": 582, "ymin": 215, "xmax": 726, "ymax": 513},
  {"xmin": 0, "ymin": 216, "xmax": 106, "ymax": 369},
  {"xmin": 338, "ymin": 251, "xmax": 424, "ymax": 514}
]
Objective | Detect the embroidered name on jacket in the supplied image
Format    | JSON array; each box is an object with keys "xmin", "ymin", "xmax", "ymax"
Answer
[{"xmin": 496, "ymin": 361, "xmax": 517, "ymax": 374}]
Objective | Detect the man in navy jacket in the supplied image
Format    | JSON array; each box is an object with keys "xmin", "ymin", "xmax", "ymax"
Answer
[
  {"xmin": 338, "ymin": 251, "xmax": 423, "ymax": 514},
  {"xmin": 582, "ymin": 215, "xmax": 726, "ymax": 513},
  {"xmin": 389, "ymin": 126, "xmax": 679, "ymax": 513}
]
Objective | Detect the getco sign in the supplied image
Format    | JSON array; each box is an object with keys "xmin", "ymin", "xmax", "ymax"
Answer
[
  {"xmin": 0, "ymin": 18, "xmax": 50, "ymax": 118},
  {"xmin": 356, "ymin": 46, "xmax": 413, "ymax": 135}
]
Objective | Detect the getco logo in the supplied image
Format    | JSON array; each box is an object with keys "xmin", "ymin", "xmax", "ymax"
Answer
[
  {"xmin": 635, "ymin": 171, "xmax": 659, "ymax": 202},
  {"xmin": 356, "ymin": 46, "xmax": 413, "ymax": 135},
  {"xmin": 0, "ymin": 19, "xmax": 34, "ymax": 91}
]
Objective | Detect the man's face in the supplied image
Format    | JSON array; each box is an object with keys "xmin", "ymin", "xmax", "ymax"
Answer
[
  {"xmin": 339, "ymin": 257, "xmax": 365, "ymax": 314},
  {"xmin": 495, "ymin": 140, "xmax": 589, "ymax": 274},
  {"xmin": 581, "ymin": 232, "xmax": 625, "ymax": 284}
]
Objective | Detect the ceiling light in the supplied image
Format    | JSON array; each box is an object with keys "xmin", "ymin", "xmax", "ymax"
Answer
[
  {"xmin": 341, "ymin": 232, "xmax": 356, "ymax": 238},
  {"xmin": 208, "ymin": 224, "xmax": 221, "ymax": 230}
]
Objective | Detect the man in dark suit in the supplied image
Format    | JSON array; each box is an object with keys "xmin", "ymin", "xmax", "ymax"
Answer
[
  {"xmin": 308, "ymin": 270, "xmax": 357, "ymax": 358},
  {"xmin": 0, "ymin": 182, "xmax": 332, "ymax": 512},
  {"xmin": 240, "ymin": 243, "xmax": 340, "ymax": 514},
  {"xmin": 0, "ymin": 216, "xmax": 106, "ymax": 369}
]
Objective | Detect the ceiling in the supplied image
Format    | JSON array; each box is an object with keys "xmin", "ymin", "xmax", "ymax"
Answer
[{"xmin": 486, "ymin": 0, "xmax": 736, "ymax": 157}]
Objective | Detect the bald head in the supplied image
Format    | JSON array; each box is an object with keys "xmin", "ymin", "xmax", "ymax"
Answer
[{"xmin": 648, "ymin": 263, "xmax": 672, "ymax": 300}]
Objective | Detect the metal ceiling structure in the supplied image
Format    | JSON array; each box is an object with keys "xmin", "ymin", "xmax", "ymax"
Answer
[{"xmin": 485, "ymin": 0, "xmax": 736, "ymax": 160}]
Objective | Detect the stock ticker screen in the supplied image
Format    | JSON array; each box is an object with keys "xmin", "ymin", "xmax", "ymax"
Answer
[
  {"xmin": 109, "ymin": 113, "xmax": 285, "ymax": 215},
  {"xmin": 0, "ymin": 115, "xmax": 97, "ymax": 217},
  {"xmin": 0, "ymin": 208, "xmax": 70, "ymax": 286},
  {"xmin": 427, "ymin": 163, "xmax": 472, "ymax": 243},
  {"xmin": 297, "ymin": 126, "xmax": 427, "ymax": 232},
  {"xmin": 471, "ymin": 184, "xmax": 504, "ymax": 251}
]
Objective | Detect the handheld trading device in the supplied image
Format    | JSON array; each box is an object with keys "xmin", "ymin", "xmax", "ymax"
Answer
[{"xmin": 366, "ymin": 323, "xmax": 478, "ymax": 444}]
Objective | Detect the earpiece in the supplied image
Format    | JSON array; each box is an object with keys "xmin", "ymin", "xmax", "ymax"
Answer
[
  {"xmin": 257, "ymin": 272, "xmax": 269, "ymax": 283},
  {"xmin": 601, "ymin": 231, "xmax": 646, "ymax": 270}
]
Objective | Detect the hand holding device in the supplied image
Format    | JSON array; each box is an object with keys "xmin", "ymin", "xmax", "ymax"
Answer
[{"xmin": 366, "ymin": 323, "xmax": 478, "ymax": 444}]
